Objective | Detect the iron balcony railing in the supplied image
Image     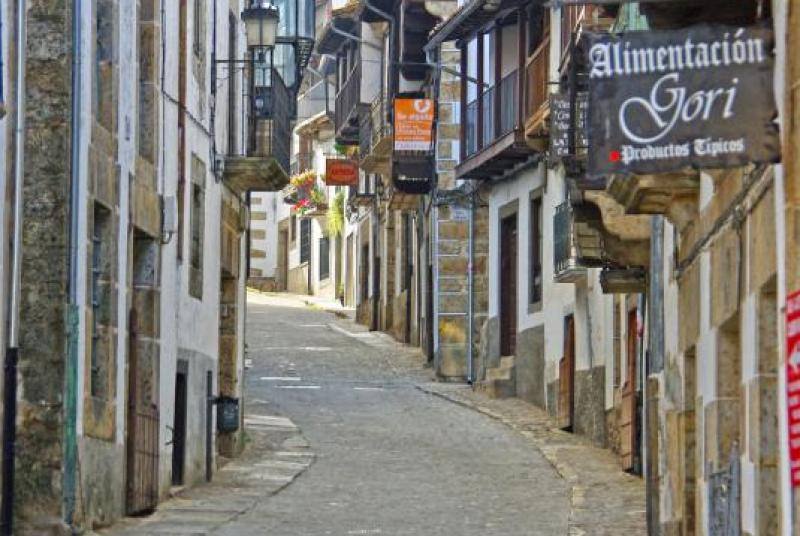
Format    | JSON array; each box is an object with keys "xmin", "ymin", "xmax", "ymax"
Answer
[
  {"xmin": 464, "ymin": 70, "xmax": 519, "ymax": 158},
  {"xmin": 240, "ymin": 67, "xmax": 291, "ymax": 173},
  {"xmin": 335, "ymin": 62, "xmax": 361, "ymax": 140},
  {"xmin": 360, "ymin": 93, "xmax": 391, "ymax": 158},
  {"xmin": 553, "ymin": 201, "xmax": 603, "ymax": 282}
]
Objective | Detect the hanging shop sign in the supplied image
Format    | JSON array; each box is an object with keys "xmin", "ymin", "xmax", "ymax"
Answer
[
  {"xmin": 550, "ymin": 92, "xmax": 589, "ymax": 160},
  {"xmin": 393, "ymin": 158, "xmax": 433, "ymax": 194},
  {"xmin": 394, "ymin": 98, "xmax": 434, "ymax": 152},
  {"xmin": 325, "ymin": 158, "xmax": 359, "ymax": 186},
  {"xmin": 585, "ymin": 24, "xmax": 781, "ymax": 177},
  {"xmin": 786, "ymin": 289, "xmax": 800, "ymax": 487}
]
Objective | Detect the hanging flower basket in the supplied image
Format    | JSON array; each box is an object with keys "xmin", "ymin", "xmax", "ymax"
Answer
[{"xmin": 284, "ymin": 170, "xmax": 328, "ymax": 216}]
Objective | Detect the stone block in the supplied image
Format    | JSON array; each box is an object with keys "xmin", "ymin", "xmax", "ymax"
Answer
[
  {"xmin": 678, "ymin": 261, "xmax": 700, "ymax": 355},
  {"xmin": 438, "ymin": 345, "xmax": 466, "ymax": 378},
  {"xmin": 755, "ymin": 465, "xmax": 780, "ymax": 536},
  {"xmin": 439, "ymin": 294, "xmax": 467, "ymax": 314},
  {"xmin": 748, "ymin": 186, "xmax": 777, "ymax": 293},
  {"xmin": 250, "ymin": 248, "xmax": 266, "ymax": 258},
  {"xmin": 439, "ymin": 316, "xmax": 466, "ymax": 344},
  {"xmin": 133, "ymin": 288, "xmax": 160, "ymax": 338},
  {"xmin": 439, "ymin": 256, "xmax": 468, "ymax": 275},
  {"xmin": 438, "ymin": 123, "xmax": 460, "ymax": 140},
  {"xmin": 251, "ymin": 229, "xmax": 266, "ymax": 240},
  {"xmin": 573, "ymin": 366, "xmax": 607, "ymax": 447},
  {"xmin": 747, "ymin": 374, "xmax": 779, "ymax": 467},
  {"xmin": 515, "ymin": 325, "xmax": 546, "ymax": 408},
  {"xmin": 437, "ymin": 140, "xmax": 453, "ymax": 159},
  {"xmin": 703, "ymin": 398, "xmax": 741, "ymax": 476},
  {"xmin": 438, "ymin": 277, "xmax": 466, "ymax": 293},
  {"xmin": 710, "ymin": 227, "xmax": 740, "ymax": 328},
  {"xmin": 251, "ymin": 211, "xmax": 268, "ymax": 221}
]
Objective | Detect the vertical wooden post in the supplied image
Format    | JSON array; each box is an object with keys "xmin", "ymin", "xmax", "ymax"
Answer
[
  {"xmin": 517, "ymin": 8, "xmax": 527, "ymax": 129},
  {"xmin": 476, "ymin": 32, "xmax": 484, "ymax": 150},
  {"xmin": 460, "ymin": 44, "xmax": 468, "ymax": 162},
  {"xmin": 494, "ymin": 25, "xmax": 502, "ymax": 138}
]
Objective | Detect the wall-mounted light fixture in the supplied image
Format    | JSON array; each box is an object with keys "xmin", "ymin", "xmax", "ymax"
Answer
[{"xmin": 241, "ymin": 1, "xmax": 280, "ymax": 49}]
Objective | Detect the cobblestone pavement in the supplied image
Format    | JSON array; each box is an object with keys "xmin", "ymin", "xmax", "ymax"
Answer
[
  {"xmin": 417, "ymin": 384, "xmax": 647, "ymax": 535},
  {"xmin": 98, "ymin": 292, "xmax": 646, "ymax": 535}
]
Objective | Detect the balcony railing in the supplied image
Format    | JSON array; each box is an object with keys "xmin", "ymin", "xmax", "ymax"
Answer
[
  {"xmin": 335, "ymin": 62, "xmax": 362, "ymax": 144},
  {"xmin": 525, "ymin": 36, "xmax": 550, "ymax": 131},
  {"xmin": 464, "ymin": 70, "xmax": 519, "ymax": 158},
  {"xmin": 222, "ymin": 67, "xmax": 291, "ymax": 193},
  {"xmin": 246, "ymin": 68, "xmax": 291, "ymax": 173},
  {"xmin": 553, "ymin": 202, "xmax": 603, "ymax": 283}
]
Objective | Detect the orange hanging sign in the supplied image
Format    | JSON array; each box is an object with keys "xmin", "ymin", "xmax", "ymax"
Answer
[{"xmin": 394, "ymin": 99, "xmax": 434, "ymax": 152}]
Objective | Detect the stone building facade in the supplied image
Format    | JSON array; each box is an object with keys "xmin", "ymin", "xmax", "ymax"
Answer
[{"xmin": 0, "ymin": 0, "xmax": 257, "ymax": 532}]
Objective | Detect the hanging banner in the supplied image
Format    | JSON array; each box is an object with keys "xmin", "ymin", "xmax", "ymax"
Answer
[
  {"xmin": 325, "ymin": 158, "xmax": 359, "ymax": 186},
  {"xmin": 787, "ymin": 289, "xmax": 800, "ymax": 487},
  {"xmin": 585, "ymin": 24, "xmax": 781, "ymax": 177},
  {"xmin": 394, "ymin": 99, "xmax": 434, "ymax": 152}
]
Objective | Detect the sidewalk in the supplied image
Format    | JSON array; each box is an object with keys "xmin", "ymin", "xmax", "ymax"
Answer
[
  {"xmin": 417, "ymin": 382, "xmax": 647, "ymax": 536},
  {"xmin": 94, "ymin": 407, "xmax": 314, "ymax": 536}
]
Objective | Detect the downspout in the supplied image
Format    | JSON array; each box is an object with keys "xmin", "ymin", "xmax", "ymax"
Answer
[
  {"xmin": 0, "ymin": 1, "xmax": 26, "ymax": 533},
  {"xmin": 0, "ymin": 3, "xmax": 5, "ymax": 118},
  {"xmin": 467, "ymin": 190, "xmax": 474, "ymax": 383},
  {"xmin": 64, "ymin": 0, "xmax": 83, "ymax": 527}
]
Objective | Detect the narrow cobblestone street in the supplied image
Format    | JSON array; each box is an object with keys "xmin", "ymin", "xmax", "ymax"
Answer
[{"xmin": 99, "ymin": 292, "xmax": 646, "ymax": 535}]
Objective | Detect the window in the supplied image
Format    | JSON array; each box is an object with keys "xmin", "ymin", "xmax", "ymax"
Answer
[
  {"xmin": 189, "ymin": 155, "xmax": 206, "ymax": 299},
  {"xmin": 95, "ymin": 0, "xmax": 116, "ymax": 131},
  {"xmin": 319, "ymin": 237, "xmax": 330, "ymax": 280},
  {"xmin": 300, "ymin": 218, "xmax": 311, "ymax": 264},
  {"xmin": 290, "ymin": 214, "xmax": 297, "ymax": 242},
  {"xmin": 530, "ymin": 195, "xmax": 543, "ymax": 304},
  {"xmin": 138, "ymin": 0, "xmax": 158, "ymax": 164}
]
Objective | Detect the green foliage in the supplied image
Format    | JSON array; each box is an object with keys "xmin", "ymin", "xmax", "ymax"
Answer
[{"xmin": 326, "ymin": 190, "xmax": 345, "ymax": 238}]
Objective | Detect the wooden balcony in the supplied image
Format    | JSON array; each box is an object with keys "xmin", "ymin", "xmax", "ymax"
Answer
[
  {"xmin": 224, "ymin": 69, "xmax": 291, "ymax": 194},
  {"xmin": 457, "ymin": 70, "xmax": 536, "ymax": 180},
  {"xmin": 360, "ymin": 95, "xmax": 392, "ymax": 175},
  {"xmin": 335, "ymin": 62, "xmax": 364, "ymax": 145},
  {"xmin": 524, "ymin": 35, "xmax": 550, "ymax": 142}
]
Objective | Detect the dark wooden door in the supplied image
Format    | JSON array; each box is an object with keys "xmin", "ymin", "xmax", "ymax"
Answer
[
  {"xmin": 172, "ymin": 370, "xmax": 187, "ymax": 485},
  {"xmin": 126, "ymin": 310, "xmax": 159, "ymax": 515},
  {"xmin": 620, "ymin": 308, "xmax": 638, "ymax": 471},
  {"xmin": 500, "ymin": 215, "xmax": 518, "ymax": 356},
  {"xmin": 558, "ymin": 316, "xmax": 575, "ymax": 430}
]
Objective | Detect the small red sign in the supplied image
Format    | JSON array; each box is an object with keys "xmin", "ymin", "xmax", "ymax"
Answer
[
  {"xmin": 786, "ymin": 289, "xmax": 800, "ymax": 486},
  {"xmin": 325, "ymin": 159, "xmax": 358, "ymax": 186}
]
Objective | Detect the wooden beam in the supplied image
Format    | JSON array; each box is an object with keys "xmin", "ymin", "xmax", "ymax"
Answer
[
  {"xmin": 494, "ymin": 26, "xmax": 502, "ymax": 140},
  {"xmin": 517, "ymin": 7, "xmax": 527, "ymax": 129},
  {"xmin": 477, "ymin": 32, "xmax": 484, "ymax": 151},
  {"xmin": 460, "ymin": 44, "xmax": 468, "ymax": 162}
]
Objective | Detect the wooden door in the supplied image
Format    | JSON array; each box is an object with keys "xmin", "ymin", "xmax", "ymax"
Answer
[
  {"xmin": 558, "ymin": 316, "xmax": 575, "ymax": 430},
  {"xmin": 500, "ymin": 215, "xmax": 518, "ymax": 356},
  {"xmin": 620, "ymin": 308, "xmax": 638, "ymax": 471},
  {"xmin": 126, "ymin": 309, "xmax": 159, "ymax": 515}
]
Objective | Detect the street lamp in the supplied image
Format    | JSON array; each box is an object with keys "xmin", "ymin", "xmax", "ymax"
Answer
[{"xmin": 241, "ymin": 1, "xmax": 280, "ymax": 49}]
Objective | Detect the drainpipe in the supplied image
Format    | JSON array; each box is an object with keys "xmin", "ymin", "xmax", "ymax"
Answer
[
  {"xmin": 467, "ymin": 190, "xmax": 474, "ymax": 383},
  {"xmin": 64, "ymin": 0, "xmax": 83, "ymax": 528},
  {"xmin": 0, "ymin": 1, "xmax": 26, "ymax": 533},
  {"xmin": 0, "ymin": 3, "xmax": 5, "ymax": 118}
]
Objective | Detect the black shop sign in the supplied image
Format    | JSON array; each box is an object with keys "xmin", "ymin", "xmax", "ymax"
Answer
[
  {"xmin": 393, "ymin": 158, "xmax": 433, "ymax": 195},
  {"xmin": 585, "ymin": 24, "xmax": 781, "ymax": 177},
  {"xmin": 550, "ymin": 92, "xmax": 589, "ymax": 160}
]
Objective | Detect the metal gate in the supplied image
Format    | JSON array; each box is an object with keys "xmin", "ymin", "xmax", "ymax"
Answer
[
  {"xmin": 708, "ymin": 443, "xmax": 740, "ymax": 536},
  {"xmin": 126, "ymin": 309, "xmax": 160, "ymax": 515}
]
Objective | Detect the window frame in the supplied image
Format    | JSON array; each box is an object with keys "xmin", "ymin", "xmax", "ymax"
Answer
[{"xmin": 529, "ymin": 192, "xmax": 543, "ymax": 308}]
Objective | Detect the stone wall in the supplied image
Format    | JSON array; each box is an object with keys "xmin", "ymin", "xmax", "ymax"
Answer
[
  {"xmin": 515, "ymin": 326, "xmax": 545, "ymax": 408},
  {"xmin": 16, "ymin": 0, "xmax": 73, "ymax": 527}
]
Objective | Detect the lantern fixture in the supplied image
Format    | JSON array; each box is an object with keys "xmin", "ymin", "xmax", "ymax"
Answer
[{"xmin": 242, "ymin": 1, "xmax": 280, "ymax": 49}]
